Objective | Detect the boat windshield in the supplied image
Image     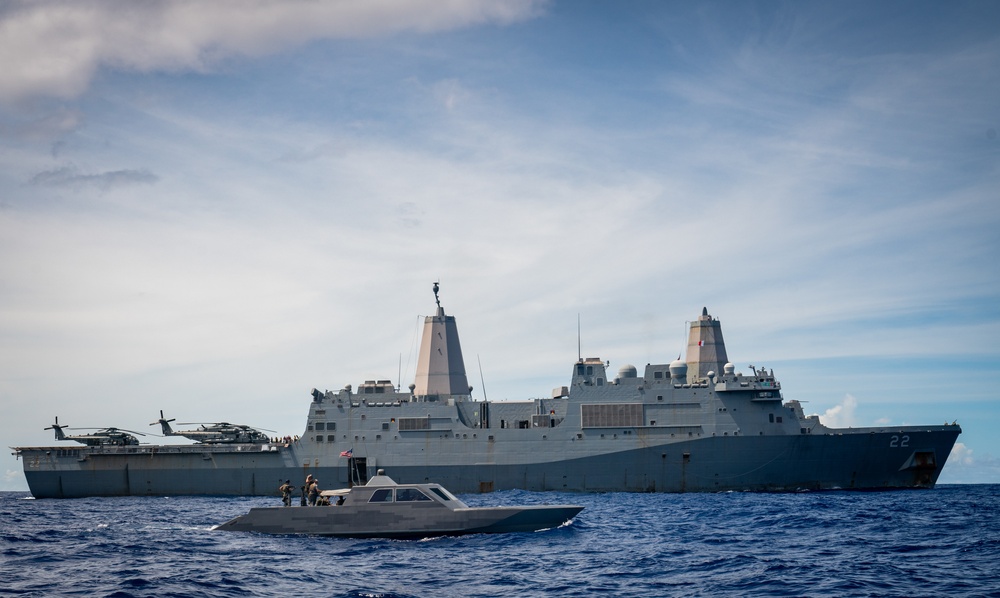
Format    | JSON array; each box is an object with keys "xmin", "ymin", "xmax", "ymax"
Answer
[
  {"xmin": 369, "ymin": 488, "xmax": 393, "ymax": 503},
  {"xmin": 429, "ymin": 487, "xmax": 456, "ymax": 501},
  {"xmin": 395, "ymin": 488, "xmax": 432, "ymax": 502}
]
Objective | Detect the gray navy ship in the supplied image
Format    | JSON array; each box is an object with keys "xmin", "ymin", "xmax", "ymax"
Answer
[{"xmin": 14, "ymin": 284, "xmax": 962, "ymax": 498}]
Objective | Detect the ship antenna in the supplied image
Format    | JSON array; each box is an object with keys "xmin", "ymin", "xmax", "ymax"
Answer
[
  {"xmin": 577, "ymin": 313, "xmax": 582, "ymax": 362},
  {"xmin": 477, "ymin": 354, "xmax": 489, "ymax": 402},
  {"xmin": 433, "ymin": 281, "xmax": 441, "ymax": 308}
]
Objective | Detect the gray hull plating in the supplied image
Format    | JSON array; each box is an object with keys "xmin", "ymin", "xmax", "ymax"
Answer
[
  {"xmin": 15, "ymin": 295, "xmax": 962, "ymax": 498},
  {"xmin": 216, "ymin": 504, "xmax": 583, "ymax": 538},
  {"xmin": 20, "ymin": 426, "xmax": 958, "ymax": 498}
]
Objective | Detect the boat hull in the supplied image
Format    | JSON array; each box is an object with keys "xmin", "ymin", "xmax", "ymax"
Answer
[
  {"xmin": 215, "ymin": 504, "xmax": 583, "ymax": 538},
  {"xmin": 17, "ymin": 425, "xmax": 959, "ymax": 498}
]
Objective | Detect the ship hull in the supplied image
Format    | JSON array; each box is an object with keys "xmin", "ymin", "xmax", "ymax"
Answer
[
  {"xmin": 215, "ymin": 504, "xmax": 583, "ymax": 538},
  {"xmin": 18, "ymin": 426, "xmax": 959, "ymax": 498}
]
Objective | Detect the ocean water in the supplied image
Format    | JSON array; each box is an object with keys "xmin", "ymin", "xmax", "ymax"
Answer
[{"xmin": 2, "ymin": 485, "xmax": 999, "ymax": 597}]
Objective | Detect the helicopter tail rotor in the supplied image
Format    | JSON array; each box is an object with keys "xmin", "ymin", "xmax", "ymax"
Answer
[
  {"xmin": 151, "ymin": 410, "xmax": 176, "ymax": 436},
  {"xmin": 44, "ymin": 416, "xmax": 68, "ymax": 441}
]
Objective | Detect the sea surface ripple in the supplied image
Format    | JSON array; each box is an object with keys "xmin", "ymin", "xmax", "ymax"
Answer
[{"xmin": 2, "ymin": 485, "xmax": 999, "ymax": 597}]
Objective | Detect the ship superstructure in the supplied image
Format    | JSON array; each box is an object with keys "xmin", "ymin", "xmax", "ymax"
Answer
[{"xmin": 13, "ymin": 285, "xmax": 961, "ymax": 498}]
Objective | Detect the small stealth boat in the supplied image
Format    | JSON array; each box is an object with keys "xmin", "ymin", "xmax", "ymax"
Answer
[{"xmin": 214, "ymin": 470, "xmax": 583, "ymax": 539}]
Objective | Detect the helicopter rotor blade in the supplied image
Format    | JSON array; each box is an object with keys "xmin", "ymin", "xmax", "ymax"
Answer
[{"xmin": 151, "ymin": 409, "xmax": 176, "ymax": 425}]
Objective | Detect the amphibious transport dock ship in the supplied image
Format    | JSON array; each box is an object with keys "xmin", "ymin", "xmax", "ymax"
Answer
[{"xmin": 14, "ymin": 285, "xmax": 961, "ymax": 498}]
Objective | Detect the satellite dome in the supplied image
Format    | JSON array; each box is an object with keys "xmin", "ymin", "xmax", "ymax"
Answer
[
  {"xmin": 724, "ymin": 362, "xmax": 735, "ymax": 375},
  {"xmin": 669, "ymin": 359, "xmax": 688, "ymax": 380},
  {"xmin": 617, "ymin": 364, "xmax": 638, "ymax": 378}
]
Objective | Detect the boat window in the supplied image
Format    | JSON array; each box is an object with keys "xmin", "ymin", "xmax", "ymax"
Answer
[
  {"xmin": 395, "ymin": 488, "xmax": 432, "ymax": 502},
  {"xmin": 315, "ymin": 422, "xmax": 325, "ymax": 430},
  {"xmin": 369, "ymin": 488, "xmax": 393, "ymax": 503},
  {"xmin": 429, "ymin": 487, "xmax": 456, "ymax": 501}
]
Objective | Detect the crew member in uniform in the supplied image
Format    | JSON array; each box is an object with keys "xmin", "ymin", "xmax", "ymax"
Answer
[
  {"xmin": 278, "ymin": 480, "xmax": 294, "ymax": 506},
  {"xmin": 301, "ymin": 474, "xmax": 313, "ymax": 506},
  {"xmin": 308, "ymin": 478, "xmax": 320, "ymax": 506}
]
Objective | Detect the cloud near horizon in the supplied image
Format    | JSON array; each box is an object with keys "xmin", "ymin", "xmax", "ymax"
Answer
[{"xmin": 822, "ymin": 394, "xmax": 859, "ymax": 429}]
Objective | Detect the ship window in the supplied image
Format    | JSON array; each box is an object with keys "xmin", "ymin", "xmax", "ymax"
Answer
[
  {"xmin": 382, "ymin": 423, "xmax": 389, "ymax": 431},
  {"xmin": 315, "ymin": 436, "xmax": 324, "ymax": 442},
  {"xmin": 396, "ymin": 488, "xmax": 432, "ymax": 502},
  {"xmin": 369, "ymin": 489, "xmax": 393, "ymax": 503},
  {"xmin": 596, "ymin": 378, "xmax": 604, "ymax": 386},
  {"xmin": 654, "ymin": 371, "xmax": 663, "ymax": 379},
  {"xmin": 315, "ymin": 422, "xmax": 325, "ymax": 431},
  {"xmin": 429, "ymin": 487, "xmax": 456, "ymax": 501},
  {"xmin": 327, "ymin": 435, "xmax": 335, "ymax": 442},
  {"xmin": 577, "ymin": 364, "xmax": 585, "ymax": 375},
  {"xmin": 586, "ymin": 366, "xmax": 594, "ymax": 376},
  {"xmin": 769, "ymin": 414, "xmax": 775, "ymax": 423}
]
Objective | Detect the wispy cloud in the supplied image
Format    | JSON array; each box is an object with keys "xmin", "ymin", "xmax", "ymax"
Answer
[
  {"xmin": 0, "ymin": 0, "xmax": 546, "ymax": 103},
  {"xmin": 29, "ymin": 165, "xmax": 158, "ymax": 191}
]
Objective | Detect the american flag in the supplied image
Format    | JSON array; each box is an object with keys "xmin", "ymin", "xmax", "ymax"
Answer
[{"xmin": 340, "ymin": 448, "xmax": 353, "ymax": 458}]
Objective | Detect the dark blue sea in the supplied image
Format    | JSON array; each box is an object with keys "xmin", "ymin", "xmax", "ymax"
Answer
[{"xmin": 2, "ymin": 485, "xmax": 999, "ymax": 597}]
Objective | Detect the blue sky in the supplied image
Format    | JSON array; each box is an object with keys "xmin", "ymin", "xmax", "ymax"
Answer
[{"xmin": 1, "ymin": 0, "xmax": 998, "ymax": 490}]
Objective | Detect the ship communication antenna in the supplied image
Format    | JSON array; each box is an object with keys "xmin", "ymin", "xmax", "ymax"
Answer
[
  {"xmin": 577, "ymin": 313, "xmax": 582, "ymax": 362},
  {"xmin": 477, "ymin": 354, "xmax": 489, "ymax": 402},
  {"xmin": 433, "ymin": 281, "xmax": 441, "ymax": 308}
]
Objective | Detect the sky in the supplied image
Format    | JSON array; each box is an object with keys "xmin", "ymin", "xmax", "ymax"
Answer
[{"xmin": 1, "ymin": 0, "xmax": 998, "ymax": 490}]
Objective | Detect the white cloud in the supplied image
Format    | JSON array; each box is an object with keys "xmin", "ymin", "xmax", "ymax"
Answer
[
  {"xmin": 0, "ymin": 0, "xmax": 546, "ymax": 102},
  {"xmin": 950, "ymin": 442, "xmax": 974, "ymax": 467},
  {"xmin": 939, "ymin": 442, "xmax": 1000, "ymax": 485},
  {"xmin": 821, "ymin": 394, "xmax": 858, "ymax": 428}
]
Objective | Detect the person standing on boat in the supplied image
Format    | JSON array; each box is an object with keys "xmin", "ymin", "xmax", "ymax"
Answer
[
  {"xmin": 301, "ymin": 474, "xmax": 313, "ymax": 506},
  {"xmin": 279, "ymin": 480, "xmax": 294, "ymax": 506},
  {"xmin": 308, "ymin": 478, "xmax": 321, "ymax": 506}
]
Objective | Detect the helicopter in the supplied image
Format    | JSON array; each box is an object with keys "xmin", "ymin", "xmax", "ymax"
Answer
[
  {"xmin": 45, "ymin": 417, "xmax": 144, "ymax": 446},
  {"xmin": 150, "ymin": 410, "xmax": 274, "ymax": 444}
]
